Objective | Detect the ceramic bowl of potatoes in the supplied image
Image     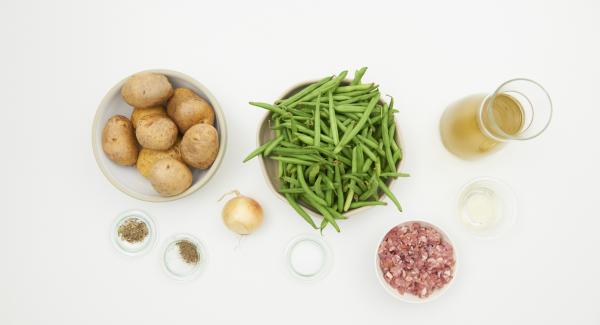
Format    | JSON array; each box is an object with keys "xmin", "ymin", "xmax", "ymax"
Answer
[{"xmin": 92, "ymin": 69, "xmax": 227, "ymax": 202}]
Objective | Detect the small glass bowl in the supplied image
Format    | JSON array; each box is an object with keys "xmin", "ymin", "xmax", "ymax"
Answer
[
  {"xmin": 284, "ymin": 234, "xmax": 332, "ymax": 283},
  {"xmin": 111, "ymin": 210, "xmax": 156, "ymax": 256},
  {"xmin": 162, "ymin": 233, "xmax": 207, "ymax": 281},
  {"xmin": 457, "ymin": 177, "xmax": 517, "ymax": 238}
]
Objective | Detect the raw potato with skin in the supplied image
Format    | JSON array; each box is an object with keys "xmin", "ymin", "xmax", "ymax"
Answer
[
  {"xmin": 167, "ymin": 88, "xmax": 215, "ymax": 133},
  {"xmin": 135, "ymin": 115, "xmax": 178, "ymax": 150},
  {"xmin": 121, "ymin": 72, "xmax": 173, "ymax": 108},
  {"xmin": 136, "ymin": 139, "xmax": 182, "ymax": 178},
  {"xmin": 102, "ymin": 115, "xmax": 138, "ymax": 166},
  {"xmin": 131, "ymin": 106, "xmax": 166, "ymax": 129},
  {"xmin": 148, "ymin": 158, "xmax": 193, "ymax": 196},
  {"xmin": 181, "ymin": 124, "xmax": 219, "ymax": 169}
]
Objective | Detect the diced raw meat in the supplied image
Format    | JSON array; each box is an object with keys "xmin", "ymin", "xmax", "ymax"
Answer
[{"xmin": 378, "ymin": 222, "xmax": 455, "ymax": 298}]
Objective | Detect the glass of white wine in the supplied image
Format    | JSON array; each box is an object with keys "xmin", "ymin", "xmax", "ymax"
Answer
[{"xmin": 440, "ymin": 79, "xmax": 553, "ymax": 159}]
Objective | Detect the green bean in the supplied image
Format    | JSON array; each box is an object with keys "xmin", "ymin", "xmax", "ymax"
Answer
[
  {"xmin": 280, "ymin": 140, "xmax": 300, "ymax": 148},
  {"xmin": 319, "ymin": 119, "xmax": 331, "ymax": 137},
  {"xmin": 331, "ymin": 95, "xmax": 352, "ymax": 101},
  {"xmin": 314, "ymin": 94, "xmax": 321, "ymax": 146},
  {"xmin": 380, "ymin": 172, "xmax": 410, "ymax": 178},
  {"xmin": 296, "ymin": 133, "xmax": 314, "ymax": 146},
  {"xmin": 392, "ymin": 149, "xmax": 402, "ymax": 162},
  {"xmin": 334, "ymin": 94, "xmax": 380, "ymax": 154},
  {"xmin": 279, "ymin": 75, "xmax": 333, "ymax": 107},
  {"xmin": 297, "ymin": 166, "xmax": 328, "ymax": 206},
  {"xmin": 301, "ymin": 194, "xmax": 340, "ymax": 232},
  {"xmin": 328, "ymin": 90, "xmax": 339, "ymax": 145},
  {"xmin": 369, "ymin": 114, "xmax": 383, "ymax": 125},
  {"xmin": 243, "ymin": 139, "xmax": 272, "ymax": 162},
  {"xmin": 249, "ymin": 102, "xmax": 286, "ymax": 115},
  {"xmin": 278, "ymin": 161, "xmax": 285, "ymax": 178},
  {"xmin": 334, "ymin": 165, "xmax": 344, "ymax": 212},
  {"xmin": 342, "ymin": 174, "xmax": 365, "ymax": 184},
  {"xmin": 324, "ymin": 171, "xmax": 333, "ymax": 206},
  {"xmin": 284, "ymin": 193, "xmax": 317, "ymax": 229},
  {"xmin": 389, "ymin": 123, "xmax": 396, "ymax": 145},
  {"xmin": 287, "ymin": 107, "xmax": 312, "ymax": 118},
  {"xmin": 306, "ymin": 146, "xmax": 351, "ymax": 166},
  {"xmin": 338, "ymin": 91, "xmax": 378, "ymax": 105},
  {"xmin": 337, "ymin": 89, "xmax": 376, "ymax": 98},
  {"xmin": 308, "ymin": 164, "xmax": 320, "ymax": 184},
  {"xmin": 343, "ymin": 147, "xmax": 359, "ymax": 212},
  {"xmin": 292, "ymin": 125, "xmax": 334, "ymax": 144},
  {"xmin": 271, "ymin": 156, "xmax": 314, "ymax": 166},
  {"xmin": 375, "ymin": 159, "xmax": 381, "ymax": 176},
  {"xmin": 297, "ymin": 154, "xmax": 328, "ymax": 164},
  {"xmin": 271, "ymin": 147, "xmax": 317, "ymax": 155},
  {"xmin": 361, "ymin": 158, "xmax": 373, "ymax": 173},
  {"xmin": 340, "ymin": 112, "xmax": 361, "ymax": 121},
  {"xmin": 314, "ymin": 175, "xmax": 324, "ymax": 197},
  {"xmin": 350, "ymin": 201, "xmax": 387, "ymax": 209},
  {"xmin": 341, "ymin": 147, "xmax": 353, "ymax": 161},
  {"xmin": 282, "ymin": 176, "xmax": 299, "ymax": 185},
  {"xmin": 343, "ymin": 188, "xmax": 354, "ymax": 212},
  {"xmin": 326, "ymin": 207, "xmax": 348, "ymax": 220},
  {"xmin": 376, "ymin": 177, "xmax": 402, "ymax": 212},
  {"xmin": 289, "ymin": 71, "xmax": 347, "ymax": 108},
  {"xmin": 356, "ymin": 134, "xmax": 384, "ymax": 155},
  {"xmin": 335, "ymin": 83, "xmax": 375, "ymax": 93},
  {"xmin": 349, "ymin": 183, "xmax": 365, "ymax": 195},
  {"xmin": 320, "ymin": 218, "xmax": 328, "ymax": 232},
  {"xmin": 358, "ymin": 142, "xmax": 378, "ymax": 163},
  {"xmin": 279, "ymin": 184, "xmax": 340, "ymax": 194},
  {"xmin": 264, "ymin": 135, "xmax": 284, "ymax": 156},
  {"xmin": 357, "ymin": 145, "xmax": 364, "ymax": 172},
  {"xmin": 381, "ymin": 103, "xmax": 396, "ymax": 173},
  {"xmin": 351, "ymin": 67, "xmax": 368, "ymax": 85},
  {"xmin": 359, "ymin": 178, "xmax": 379, "ymax": 201},
  {"xmin": 286, "ymin": 163, "xmax": 295, "ymax": 174},
  {"xmin": 334, "ymin": 105, "xmax": 367, "ymax": 113}
]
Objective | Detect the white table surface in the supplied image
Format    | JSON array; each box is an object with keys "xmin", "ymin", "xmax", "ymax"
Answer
[{"xmin": 1, "ymin": 0, "xmax": 599, "ymax": 324}]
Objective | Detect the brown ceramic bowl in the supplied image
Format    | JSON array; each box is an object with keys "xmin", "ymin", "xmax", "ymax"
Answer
[{"xmin": 257, "ymin": 80, "xmax": 404, "ymax": 217}]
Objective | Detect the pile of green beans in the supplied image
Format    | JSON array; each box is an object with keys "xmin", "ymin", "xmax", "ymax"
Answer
[{"xmin": 244, "ymin": 68, "xmax": 408, "ymax": 232}]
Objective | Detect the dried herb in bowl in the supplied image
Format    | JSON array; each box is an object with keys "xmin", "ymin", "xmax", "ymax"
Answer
[
  {"xmin": 244, "ymin": 68, "xmax": 409, "ymax": 232},
  {"xmin": 117, "ymin": 218, "xmax": 149, "ymax": 243},
  {"xmin": 176, "ymin": 240, "xmax": 199, "ymax": 265}
]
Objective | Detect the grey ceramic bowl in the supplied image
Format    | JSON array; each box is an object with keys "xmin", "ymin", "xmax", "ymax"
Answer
[
  {"xmin": 257, "ymin": 81, "xmax": 404, "ymax": 217},
  {"xmin": 92, "ymin": 69, "xmax": 227, "ymax": 202}
]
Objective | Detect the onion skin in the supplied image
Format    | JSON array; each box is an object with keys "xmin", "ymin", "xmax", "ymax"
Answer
[{"xmin": 222, "ymin": 195, "xmax": 264, "ymax": 235}]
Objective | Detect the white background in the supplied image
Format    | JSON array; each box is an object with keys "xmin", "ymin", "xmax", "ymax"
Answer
[{"xmin": 1, "ymin": 0, "xmax": 599, "ymax": 324}]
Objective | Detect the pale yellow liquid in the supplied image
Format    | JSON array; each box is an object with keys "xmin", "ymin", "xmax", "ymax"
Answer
[{"xmin": 440, "ymin": 94, "xmax": 524, "ymax": 159}]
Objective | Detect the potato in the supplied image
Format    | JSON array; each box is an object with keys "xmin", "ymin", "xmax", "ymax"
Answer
[
  {"xmin": 181, "ymin": 124, "xmax": 219, "ymax": 169},
  {"xmin": 136, "ymin": 139, "xmax": 182, "ymax": 178},
  {"xmin": 121, "ymin": 72, "xmax": 173, "ymax": 108},
  {"xmin": 148, "ymin": 158, "xmax": 193, "ymax": 196},
  {"xmin": 131, "ymin": 106, "xmax": 166, "ymax": 129},
  {"xmin": 167, "ymin": 88, "xmax": 215, "ymax": 133},
  {"xmin": 135, "ymin": 115, "xmax": 178, "ymax": 150},
  {"xmin": 101, "ymin": 115, "xmax": 138, "ymax": 166}
]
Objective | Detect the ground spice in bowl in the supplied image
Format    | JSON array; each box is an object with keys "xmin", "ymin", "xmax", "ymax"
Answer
[
  {"xmin": 176, "ymin": 240, "xmax": 199, "ymax": 264},
  {"xmin": 117, "ymin": 218, "xmax": 149, "ymax": 243}
]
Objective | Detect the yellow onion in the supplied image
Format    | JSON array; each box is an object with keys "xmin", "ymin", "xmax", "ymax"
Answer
[{"xmin": 221, "ymin": 190, "xmax": 264, "ymax": 235}]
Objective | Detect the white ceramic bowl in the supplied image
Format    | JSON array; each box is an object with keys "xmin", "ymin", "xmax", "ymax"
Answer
[
  {"xmin": 92, "ymin": 69, "xmax": 227, "ymax": 202},
  {"xmin": 374, "ymin": 220, "xmax": 458, "ymax": 303},
  {"xmin": 257, "ymin": 80, "xmax": 404, "ymax": 218}
]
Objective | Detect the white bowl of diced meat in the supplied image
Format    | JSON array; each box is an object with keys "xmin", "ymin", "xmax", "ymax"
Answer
[{"xmin": 375, "ymin": 220, "xmax": 457, "ymax": 303}]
